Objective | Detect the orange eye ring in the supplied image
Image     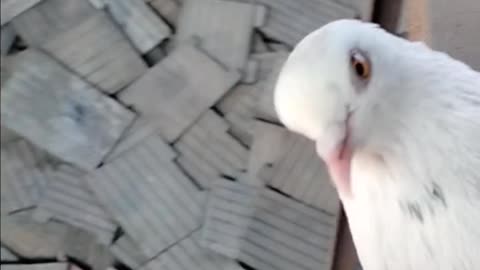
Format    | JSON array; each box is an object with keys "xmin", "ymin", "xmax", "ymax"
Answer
[{"xmin": 350, "ymin": 51, "xmax": 371, "ymax": 80}]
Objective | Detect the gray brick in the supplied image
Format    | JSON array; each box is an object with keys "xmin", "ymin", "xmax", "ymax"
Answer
[
  {"xmin": 87, "ymin": 0, "xmax": 105, "ymax": 9},
  {"xmin": 201, "ymin": 180, "xmax": 258, "ymax": 258},
  {"xmin": 1, "ymin": 212, "xmax": 69, "ymax": 258},
  {"xmin": 41, "ymin": 11, "xmax": 148, "ymax": 94},
  {"xmin": 34, "ymin": 165, "xmax": 117, "ymax": 244},
  {"xmin": 110, "ymin": 234, "xmax": 151, "ymax": 269},
  {"xmin": 141, "ymin": 231, "xmax": 245, "ymax": 270},
  {"xmin": 11, "ymin": 0, "xmax": 96, "ymax": 46},
  {"xmin": 0, "ymin": 24, "xmax": 15, "ymax": 55},
  {"xmin": 174, "ymin": 110, "xmax": 249, "ymax": 189},
  {"xmin": 0, "ymin": 49, "xmax": 135, "ymax": 170},
  {"xmin": 1, "ymin": 140, "xmax": 52, "ymax": 213},
  {"xmin": 216, "ymin": 81, "xmax": 263, "ymax": 147},
  {"xmin": 252, "ymin": 32, "xmax": 269, "ymax": 53},
  {"xmin": 216, "ymin": 52, "xmax": 288, "ymax": 146},
  {"xmin": 120, "ymin": 42, "xmax": 239, "ymax": 142},
  {"xmin": 0, "ymin": 125, "xmax": 19, "ymax": 145},
  {"xmin": 103, "ymin": 118, "xmax": 171, "ymax": 163},
  {"xmin": 1, "ymin": 212, "xmax": 114, "ymax": 269},
  {"xmin": 226, "ymin": 0, "xmax": 355, "ymax": 46},
  {"xmin": 254, "ymin": 52, "xmax": 288, "ymax": 123},
  {"xmin": 260, "ymin": 134, "xmax": 340, "ymax": 215},
  {"xmin": 1, "ymin": 246, "xmax": 17, "ymax": 261},
  {"xmin": 99, "ymin": 0, "xmax": 172, "ymax": 53},
  {"xmin": 0, "ymin": 55, "xmax": 12, "ymax": 87},
  {"xmin": 149, "ymin": 0, "xmax": 180, "ymax": 26},
  {"xmin": 266, "ymin": 41, "xmax": 291, "ymax": 52},
  {"xmin": 0, "ymin": 0, "xmax": 42, "ymax": 25},
  {"xmin": 143, "ymin": 45, "xmax": 166, "ymax": 66},
  {"xmin": 0, "ymin": 263, "xmax": 69, "ymax": 270},
  {"xmin": 202, "ymin": 180, "xmax": 339, "ymax": 270},
  {"xmin": 247, "ymin": 121, "xmax": 293, "ymax": 185},
  {"xmin": 176, "ymin": 0, "xmax": 266, "ymax": 80},
  {"xmin": 86, "ymin": 136, "xmax": 203, "ymax": 257}
]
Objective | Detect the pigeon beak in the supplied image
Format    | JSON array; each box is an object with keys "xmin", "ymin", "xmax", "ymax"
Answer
[
  {"xmin": 316, "ymin": 113, "xmax": 354, "ymax": 199},
  {"xmin": 322, "ymin": 136, "xmax": 353, "ymax": 199}
]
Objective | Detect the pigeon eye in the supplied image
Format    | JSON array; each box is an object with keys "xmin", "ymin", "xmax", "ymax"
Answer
[{"xmin": 350, "ymin": 51, "xmax": 371, "ymax": 80}]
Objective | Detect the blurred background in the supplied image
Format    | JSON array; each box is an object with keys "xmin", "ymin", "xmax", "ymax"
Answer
[{"xmin": 1, "ymin": 0, "xmax": 478, "ymax": 270}]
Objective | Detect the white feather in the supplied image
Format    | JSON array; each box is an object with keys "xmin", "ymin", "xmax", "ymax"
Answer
[{"xmin": 275, "ymin": 19, "xmax": 480, "ymax": 270}]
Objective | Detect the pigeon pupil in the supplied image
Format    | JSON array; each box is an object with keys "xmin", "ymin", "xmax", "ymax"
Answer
[{"xmin": 355, "ymin": 62, "xmax": 365, "ymax": 77}]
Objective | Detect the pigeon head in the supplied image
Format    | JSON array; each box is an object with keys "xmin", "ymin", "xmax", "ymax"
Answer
[{"xmin": 274, "ymin": 19, "xmax": 419, "ymax": 198}]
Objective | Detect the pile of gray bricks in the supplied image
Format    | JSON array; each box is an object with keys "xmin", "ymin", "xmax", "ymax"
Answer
[{"xmin": 0, "ymin": 0, "xmax": 373, "ymax": 269}]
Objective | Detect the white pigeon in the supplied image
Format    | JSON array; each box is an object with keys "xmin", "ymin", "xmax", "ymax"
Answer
[{"xmin": 274, "ymin": 19, "xmax": 480, "ymax": 270}]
